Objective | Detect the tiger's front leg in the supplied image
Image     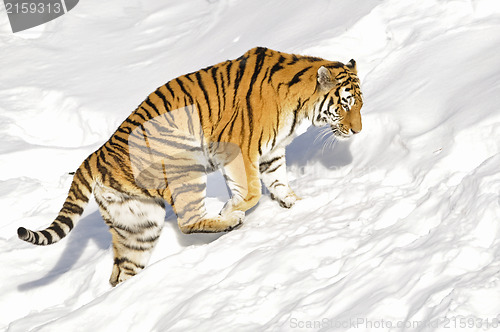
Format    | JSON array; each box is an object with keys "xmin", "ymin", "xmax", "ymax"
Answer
[
  {"xmin": 220, "ymin": 154, "xmax": 262, "ymax": 219},
  {"xmin": 259, "ymin": 147, "xmax": 301, "ymax": 209}
]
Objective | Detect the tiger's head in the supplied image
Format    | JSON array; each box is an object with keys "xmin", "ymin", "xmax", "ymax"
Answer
[{"xmin": 313, "ymin": 60, "xmax": 363, "ymax": 139}]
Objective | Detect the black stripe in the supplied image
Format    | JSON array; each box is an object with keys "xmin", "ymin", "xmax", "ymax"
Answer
[
  {"xmin": 133, "ymin": 114, "xmax": 163, "ymax": 138},
  {"xmin": 268, "ymin": 55, "xmax": 286, "ymax": 83},
  {"xmin": 33, "ymin": 231, "xmax": 40, "ymax": 243},
  {"xmin": 175, "ymin": 78, "xmax": 193, "ymax": 104},
  {"xmin": 119, "ymin": 267, "xmax": 137, "ymax": 275},
  {"xmin": 145, "ymin": 97, "xmax": 161, "ymax": 117},
  {"xmin": 49, "ymin": 223, "xmax": 66, "ymax": 238},
  {"xmin": 227, "ymin": 110, "xmax": 238, "ymax": 138},
  {"xmin": 288, "ymin": 66, "xmax": 312, "ymax": 87},
  {"xmin": 75, "ymin": 169, "xmax": 92, "ymax": 193},
  {"xmin": 327, "ymin": 62, "xmax": 344, "ymax": 69},
  {"xmin": 318, "ymin": 94, "xmax": 329, "ymax": 112},
  {"xmin": 117, "ymin": 126, "xmax": 131, "ymax": 136},
  {"xmin": 82, "ymin": 158, "xmax": 93, "ymax": 183},
  {"xmin": 56, "ymin": 215, "xmax": 74, "ymax": 230},
  {"xmin": 139, "ymin": 106, "xmax": 154, "ymax": 121},
  {"xmin": 257, "ymin": 130, "xmax": 264, "ymax": 156},
  {"xmin": 115, "ymin": 257, "xmax": 145, "ymax": 269},
  {"xmin": 40, "ymin": 230, "xmax": 53, "ymax": 244},
  {"xmin": 266, "ymin": 163, "xmax": 283, "ymax": 174},
  {"xmin": 121, "ymin": 241, "xmax": 154, "ymax": 252},
  {"xmin": 302, "ymin": 56, "xmax": 324, "ymax": 62},
  {"xmin": 260, "ymin": 155, "xmax": 283, "ymax": 173},
  {"xmin": 109, "ymin": 174, "xmax": 130, "ymax": 194},
  {"xmin": 99, "ymin": 147, "xmax": 119, "ymax": 177},
  {"xmin": 219, "ymin": 70, "xmax": 227, "ymax": 113},
  {"xmin": 225, "ymin": 61, "xmax": 232, "ymax": 86},
  {"xmin": 96, "ymin": 150, "xmax": 111, "ymax": 179},
  {"xmin": 135, "ymin": 220, "xmax": 161, "ymax": 229},
  {"xmin": 113, "ymin": 223, "xmax": 141, "ymax": 234},
  {"xmin": 200, "ymin": 64, "xmax": 215, "ymax": 73},
  {"xmin": 136, "ymin": 234, "xmax": 161, "ymax": 243},
  {"xmin": 210, "ymin": 66, "xmax": 222, "ymax": 122},
  {"xmin": 288, "ymin": 98, "xmax": 304, "ymax": 137},
  {"xmin": 260, "ymin": 67, "xmax": 270, "ymax": 96},
  {"xmin": 195, "ymin": 71, "xmax": 212, "ymax": 121},
  {"xmin": 107, "ymin": 138, "xmax": 128, "ymax": 158},
  {"xmin": 110, "ymin": 226, "xmax": 129, "ymax": 239},
  {"xmin": 132, "ymin": 109, "xmax": 148, "ymax": 123},
  {"xmin": 253, "ymin": 47, "xmax": 267, "ymax": 55},
  {"xmin": 327, "ymin": 97, "xmax": 334, "ymax": 110},
  {"xmin": 216, "ymin": 108, "xmax": 238, "ymax": 143},
  {"xmin": 165, "ymin": 82, "xmax": 175, "ymax": 99},
  {"xmin": 154, "ymin": 89, "xmax": 171, "ymax": 112},
  {"xmin": 335, "ymin": 73, "xmax": 349, "ymax": 81},
  {"xmin": 270, "ymin": 180, "xmax": 286, "ymax": 188},
  {"xmin": 105, "ymin": 142, "xmax": 127, "ymax": 163},
  {"xmin": 288, "ymin": 54, "xmax": 300, "ymax": 65},
  {"xmin": 124, "ymin": 117, "xmax": 143, "ymax": 129},
  {"xmin": 233, "ymin": 55, "xmax": 248, "ymax": 104},
  {"xmin": 100, "ymin": 215, "xmax": 113, "ymax": 227},
  {"xmin": 71, "ymin": 181, "xmax": 90, "ymax": 203},
  {"xmin": 245, "ymin": 51, "xmax": 266, "ymax": 152},
  {"xmin": 62, "ymin": 201, "xmax": 84, "ymax": 215},
  {"xmin": 271, "ymin": 127, "xmax": 277, "ymax": 149}
]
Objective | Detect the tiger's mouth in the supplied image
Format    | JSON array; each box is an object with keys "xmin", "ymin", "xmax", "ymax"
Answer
[{"xmin": 331, "ymin": 125, "xmax": 351, "ymax": 139}]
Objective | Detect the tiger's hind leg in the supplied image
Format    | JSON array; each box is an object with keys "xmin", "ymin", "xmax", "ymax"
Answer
[
  {"xmin": 169, "ymin": 170, "xmax": 243, "ymax": 234},
  {"xmin": 95, "ymin": 186, "xmax": 166, "ymax": 286}
]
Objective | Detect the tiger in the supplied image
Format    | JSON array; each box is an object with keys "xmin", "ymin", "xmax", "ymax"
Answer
[{"xmin": 17, "ymin": 47, "xmax": 363, "ymax": 286}]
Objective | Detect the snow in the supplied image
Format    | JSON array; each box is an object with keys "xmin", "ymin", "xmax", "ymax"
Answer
[{"xmin": 1, "ymin": 0, "xmax": 500, "ymax": 331}]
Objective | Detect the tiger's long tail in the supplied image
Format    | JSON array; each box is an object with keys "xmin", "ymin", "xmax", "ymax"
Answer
[{"xmin": 17, "ymin": 156, "xmax": 95, "ymax": 245}]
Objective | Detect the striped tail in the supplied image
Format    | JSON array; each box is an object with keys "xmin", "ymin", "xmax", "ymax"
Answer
[{"xmin": 18, "ymin": 157, "xmax": 95, "ymax": 246}]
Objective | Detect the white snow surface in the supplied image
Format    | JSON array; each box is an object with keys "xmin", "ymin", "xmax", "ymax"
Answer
[{"xmin": 1, "ymin": 0, "xmax": 500, "ymax": 331}]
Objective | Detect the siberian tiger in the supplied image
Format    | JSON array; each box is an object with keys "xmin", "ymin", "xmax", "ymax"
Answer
[{"xmin": 18, "ymin": 47, "xmax": 363, "ymax": 286}]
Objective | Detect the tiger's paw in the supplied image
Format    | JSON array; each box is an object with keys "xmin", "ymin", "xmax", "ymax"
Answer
[
  {"xmin": 221, "ymin": 210, "xmax": 244, "ymax": 232},
  {"xmin": 181, "ymin": 211, "xmax": 244, "ymax": 234},
  {"xmin": 272, "ymin": 192, "xmax": 302, "ymax": 209},
  {"xmin": 109, "ymin": 260, "xmax": 141, "ymax": 287}
]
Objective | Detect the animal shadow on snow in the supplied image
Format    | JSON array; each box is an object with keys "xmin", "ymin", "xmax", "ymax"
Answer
[
  {"xmin": 286, "ymin": 126, "xmax": 353, "ymax": 169},
  {"xmin": 17, "ymin": 211, "xmax": 111, "ymax": 290},
  {"xmin": 18, "ymin": 206, "xmax": 224, "ymax": 290}
]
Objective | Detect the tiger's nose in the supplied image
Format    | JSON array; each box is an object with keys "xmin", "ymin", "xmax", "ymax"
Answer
[{"xmin": 350, "ymin": 128, "xmax": 360, "ymax": 135}]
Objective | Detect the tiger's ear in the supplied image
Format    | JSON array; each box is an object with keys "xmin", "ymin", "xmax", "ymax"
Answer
[
  {"xmin": 346, "ymin": 59, "xmax": 357, "ymax": 74},
  {"xmin": 317, "ymin": 66, "xmax": 337, "ymax": 91}
]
